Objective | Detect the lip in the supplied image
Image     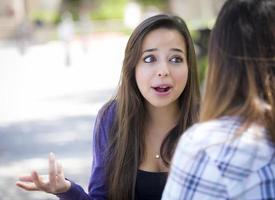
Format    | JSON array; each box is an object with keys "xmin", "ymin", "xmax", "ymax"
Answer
[
  {"xmin": 151, "ymin": 84, "xmax": 173, "ymax": 97},
  {"xmin": 152, "ymin": 84, "xmax": 173, "ymax": 88}
]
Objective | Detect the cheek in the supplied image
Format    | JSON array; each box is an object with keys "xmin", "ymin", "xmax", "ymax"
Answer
[
  {"xmin": 174, "ymin": 67, "xmax": 188, "ymax": 89},
  {"xmin": 135, "ymin": 66, "xmax": 153, "ymax": 85},
  {"xmin": 135, "ymin": 67, "xmax": 142, "ymax": 87},
  {"xmin": 135, "ymin": 67, "xmax": 147, "ymax": 92}
]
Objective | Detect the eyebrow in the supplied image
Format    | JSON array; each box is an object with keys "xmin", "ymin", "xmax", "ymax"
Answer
[
  {"xmin": 142, "ymin": 48, "xmax": 158, "ymax": 53},
  {"xmin": 142, "ymin": 48, "xmax": 185, "ymax": 54},
  {"xmin": 171, "ymin": 48, "xmax": 185, "ymax": 54}
]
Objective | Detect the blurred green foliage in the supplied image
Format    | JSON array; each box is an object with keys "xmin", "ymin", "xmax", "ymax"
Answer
[
  {"xmin": 190, "ymin": 29, "xmax": 209, "ymax": 85},
  {"xmin": 30, "ymin": 10, "xmax": 59, "ymax": 23},
  {"xmin": 28, "ymin": 0, "xmax": 209, "ymax": 84},
  {"xmin": 197, "ymin": 55, "xmax": 208, "ymax": 85},
  {"xmin": 90, "ymin": 0, "xmax": 127, "ymax": 20},
  {"xmin": 137, "ymin": 0, "xmax": 169, "ymax": 9},
  {"xmin": 30, "ymin": 0, "xmax": 171, "ymax": 23}
]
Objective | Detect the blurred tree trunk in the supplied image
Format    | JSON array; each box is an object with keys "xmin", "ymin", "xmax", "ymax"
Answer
[{"xmin": 23, "ymin": 0, "xmax": 29, "ymax": 16}]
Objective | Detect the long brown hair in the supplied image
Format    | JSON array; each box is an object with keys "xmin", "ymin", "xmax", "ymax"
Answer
[
  {"xmin": 103, "ymin": 14, "xmax": 200, "ymax": 200},
  {"xmin": 201, "ymin": 0, "xmax": 275, "ymax": 142}
]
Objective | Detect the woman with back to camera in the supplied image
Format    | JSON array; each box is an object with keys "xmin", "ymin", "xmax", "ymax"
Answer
[
  {"xmin": 162, "ymin": 0, "xmax": 275, "ymax": 199},
  {"xmin": 16, "ymin": 14, "xmax": 200, "ymax": 200}
]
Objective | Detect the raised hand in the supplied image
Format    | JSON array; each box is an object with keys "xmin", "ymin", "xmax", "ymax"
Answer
[{"xmin": 16, "ymin": 152, "xmax": 71, "ymax": 194}]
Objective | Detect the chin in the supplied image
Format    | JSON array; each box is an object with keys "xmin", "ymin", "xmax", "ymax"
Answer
[{"xmin": 147, "ymin": 99, "xmax": 176, "ymax": 108}]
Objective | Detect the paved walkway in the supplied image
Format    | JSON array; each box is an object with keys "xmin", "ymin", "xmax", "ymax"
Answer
[{"xmin": 0, "ymin": 33, "xmax": 128, "ymax": 199}]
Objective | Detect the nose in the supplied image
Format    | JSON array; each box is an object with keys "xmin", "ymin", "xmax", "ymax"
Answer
[
  {"xmin": 157, "ymin": 63, "xmax": 170, "ymax": 77},
  {"xmin": 158, "ymin": 71, "xmax": 169, "ymax": 77}
]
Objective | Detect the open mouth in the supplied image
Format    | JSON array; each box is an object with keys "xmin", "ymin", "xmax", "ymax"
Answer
[{"xmin": 152, "ymin": 86, "xmax": 172, "ymax": 93}]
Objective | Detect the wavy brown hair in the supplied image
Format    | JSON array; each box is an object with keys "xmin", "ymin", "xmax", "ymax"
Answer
[
  {"xmin": 101, "ymin": 14, "xmax": 200, "ymax": 200},
  {"xmin": 200, "ymin": 0, "xmax": 275, "ymax": 142}
]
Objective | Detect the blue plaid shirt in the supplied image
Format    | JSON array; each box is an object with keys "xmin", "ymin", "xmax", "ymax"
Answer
[{"xmin": 162, "ymin": 117, "xmax": 275, "ymax": 200}]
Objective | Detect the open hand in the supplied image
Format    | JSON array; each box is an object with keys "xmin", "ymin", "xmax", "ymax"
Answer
[{"xmin": 16, "ymin": 152, "xmax": 71, "ymax": 194}]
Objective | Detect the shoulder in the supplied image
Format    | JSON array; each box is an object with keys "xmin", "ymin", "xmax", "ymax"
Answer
[
  {"xmin": 93, "ymin": 100, "xmax": 117, "ymax": 146},
  {"xmin": 171, "ymin": 117, "xmax": 237, "ymax": 175},
  {"xmin": 170, "ymin": 117, "xmax": 275, "ymax": 198},
  {"xmin": 178, "ymin": 116, "xmax": 241, "ymax": 149},
  {"xmin": 97, "ymin": 100, "xmax": 117, "ymax": 123},
  {"xmin": 177, "ymin": 116, "xmax": 275, "ymax": 177},
  {"xmin": 94, "ymin": 100, "xmax": 117, "ymax": 131}
]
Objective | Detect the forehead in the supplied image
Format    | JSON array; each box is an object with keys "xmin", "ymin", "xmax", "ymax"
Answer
[{"xmin": 142, "ymin": 28, "xmax": 187, "ymax": 50}]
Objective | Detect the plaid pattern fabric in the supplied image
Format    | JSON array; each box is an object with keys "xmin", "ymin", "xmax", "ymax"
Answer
[{"xmin": 162, "ymin": 117, "xmax": 275, "ymax": 200}]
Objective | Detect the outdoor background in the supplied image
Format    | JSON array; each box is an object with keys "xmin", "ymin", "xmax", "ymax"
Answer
[{"xmin": 0, "ymin": 0, "xmax": 225, "ymax": 199}]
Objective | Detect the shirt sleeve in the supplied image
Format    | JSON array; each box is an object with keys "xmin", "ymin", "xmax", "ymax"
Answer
[
  {"xmin": 87, "ymin": 103, "xmax": 113, "ymax": 199},
  {"xmin": 57, "ymin": 102, "xmax": 115, "ymax": 200},
  {"xmin": 161, "ymin": 126, "xmax": 229, "ymax": 200}
]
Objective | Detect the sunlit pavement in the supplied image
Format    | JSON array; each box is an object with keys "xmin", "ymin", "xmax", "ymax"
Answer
[{"xmin": 0, "ymin": 32, "xmax": 128, "ymax": 199}]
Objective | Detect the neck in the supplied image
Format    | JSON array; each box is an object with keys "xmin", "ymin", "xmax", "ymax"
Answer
[
  {"xmin": 140, "ymin": 103, "xmax": 179, "ymax": 171},
  {"xmin": 146, "ymin": 103, "xmax": 179, "ymax": 132}
]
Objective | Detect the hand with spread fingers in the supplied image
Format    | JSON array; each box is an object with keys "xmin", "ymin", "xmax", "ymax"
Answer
[{"xmin": 16, "ymin": 152, "xmax": 71, "ymax": 194}]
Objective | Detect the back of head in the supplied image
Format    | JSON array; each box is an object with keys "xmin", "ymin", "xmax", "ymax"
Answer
[{"xmin": 201, "ymin": 0, "xmax": 275, "ymax": 142}]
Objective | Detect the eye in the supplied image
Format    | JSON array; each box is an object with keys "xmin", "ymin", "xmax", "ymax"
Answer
[
  {"xmin": 169, "ymin": 56, "xmax": 183, "ymax": 63},
  {"xmin": 143, "ymin": 55, "xmax": 156, "ymax": 63}
]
